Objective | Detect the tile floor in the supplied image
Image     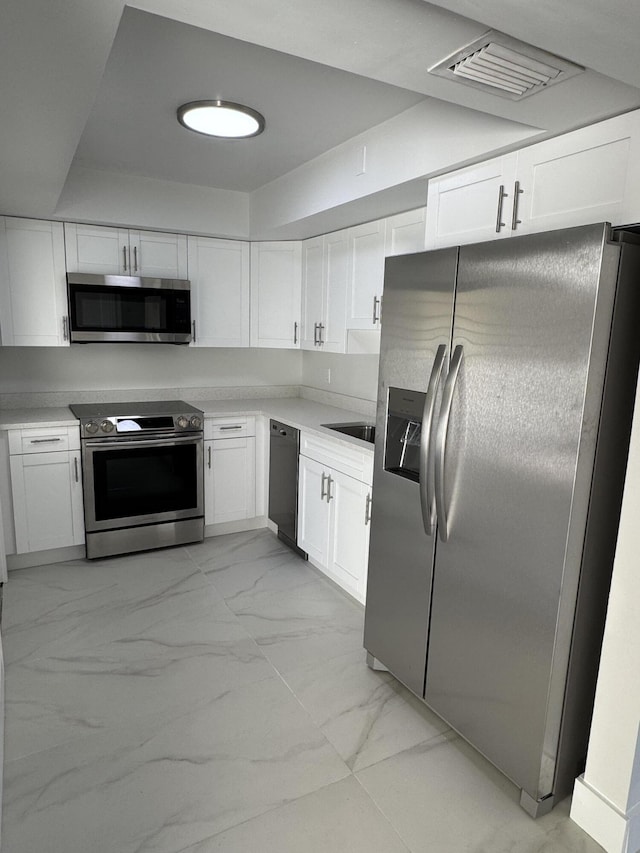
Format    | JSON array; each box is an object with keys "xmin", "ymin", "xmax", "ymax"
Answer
[{"xmin": 2, "ymin": 529, "xmax": 603, "ymax": 852}]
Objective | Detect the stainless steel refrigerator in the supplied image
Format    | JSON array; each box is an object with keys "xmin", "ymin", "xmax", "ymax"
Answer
[{"xmin": 363, "ymin": 223, "xmax": 640, "ymax": 817}]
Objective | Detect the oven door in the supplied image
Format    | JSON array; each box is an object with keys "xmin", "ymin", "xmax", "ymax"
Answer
[{"xmin": 82, "ymin": 433, "xmax": 203, "ymax": 533}]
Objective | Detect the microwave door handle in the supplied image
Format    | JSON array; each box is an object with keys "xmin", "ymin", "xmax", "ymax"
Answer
[
  {"xmin": 434, "ymin": 344, "xmax": 463, "ymax": 543},
  {"xmin": 419, "ymin": 344, "xmax": 447, "ymax": 537}
]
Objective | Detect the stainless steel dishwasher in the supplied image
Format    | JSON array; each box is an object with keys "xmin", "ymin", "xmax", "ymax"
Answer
[{"xmin": 268, "ymin": 419, "xmax": 307, "ymax": 558}]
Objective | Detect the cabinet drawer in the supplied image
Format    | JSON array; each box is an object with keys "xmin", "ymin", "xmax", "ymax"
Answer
[
  {"xmin": 300, "ymin": 432, "xmax": 373, "ymax": 484},
  {"xmin": 205, "ymin": 416, "xmax": 255, "ymax": 440},
  {"xmin": 8, "ymin": 426, "xmax": 80, "ymax": 455}
]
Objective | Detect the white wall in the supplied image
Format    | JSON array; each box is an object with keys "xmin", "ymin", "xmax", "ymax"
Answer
[
  {"xmin": 55, "ymin": 165, "xmax": 251, "ymax": 238},
  {"xmin": 0, "ymin": 346, "xmax": 301, "ymax": 396},
  {"xmin": 302, "ymin": 350, "xmax": 379, "ymax": 403}
]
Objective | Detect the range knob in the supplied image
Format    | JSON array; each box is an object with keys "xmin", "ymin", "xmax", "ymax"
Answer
[
  {"xmin": 190, "ymin": 415, "xmax": 202, "ymax": 429},
  {"xmin": 177, "ymin": 415, "xmax": 189, "ymax": 429},
  {"xmin": 85, "ymin": 421, "xmax": 99, "ymax": 435},
  {"xmin": 101, "ymin": 420, "xmax": 114, "ymax": 433}
]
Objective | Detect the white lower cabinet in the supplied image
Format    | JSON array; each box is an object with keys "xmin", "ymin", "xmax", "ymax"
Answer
[
  {"xmin": 8, "ymin": 427, "xmax": 84, "ymax": 553},
  {"xmin": 298, "ymin": 433, "xmax": 373, "ymax": 604},
  {"xmin": 204, "ymin": 418, "xmax": 256, "ymax": 526}
]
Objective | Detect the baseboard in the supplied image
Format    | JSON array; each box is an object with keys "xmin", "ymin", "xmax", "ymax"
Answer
[
  {"xmin": 204, "ymin": 516, "xmax": 268, "ymax": 538},
  {"xmin": 571, "ymin": 775, "xmax": 640, "ymax": 853},
  {"xmin": 7, "ymin": 544, "xmax": 86, "ymax": 571}
]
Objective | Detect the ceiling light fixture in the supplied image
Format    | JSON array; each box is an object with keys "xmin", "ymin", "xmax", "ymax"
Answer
[{"xmin": 177, "ymin": 100, "xmax": 265, "ymax": 139}]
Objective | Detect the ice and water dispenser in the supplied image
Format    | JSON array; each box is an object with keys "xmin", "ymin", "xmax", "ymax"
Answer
[{"xmin": 383, "ymin": 386, "xmax": 426, "ymax": 482}]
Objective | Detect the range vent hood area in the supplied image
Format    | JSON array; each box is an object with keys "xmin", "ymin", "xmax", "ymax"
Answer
[{"xmin": 429, "ymin": 30, "xmax": 584, "ymax": 101}]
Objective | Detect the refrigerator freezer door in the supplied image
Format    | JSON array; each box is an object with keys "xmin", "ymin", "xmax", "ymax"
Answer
[
  {"xmin": 364, "ymin": 248, "xmax": 457, "ymax": 697},
  {"xmin": 424, "ymin": 224, "xmax": 617, "ymax": 800}
]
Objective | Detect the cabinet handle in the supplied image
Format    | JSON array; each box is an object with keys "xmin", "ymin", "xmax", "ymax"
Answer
[
  {"xmin": 321, "ymin": 471, "xmax": 327, "ymax": 501},
  {"xmin": 62, "ymin": 316, "xmax": 69, "ymax": 341},
  {"xmin": 133, "ymin": 245, "xmax": 138, "ymax": 272},
  {"xmin": 30, "ymin": 438, "xmax": 62, "ymax": 444},
  {"xmin": 207, "ymin": 445, "xmax": 211, "ymax": 469},
  {"xmin": 294, "ymin": 321, "xmax": 298, "ymax": 345},
  {"xmin": 365, "ymin": 493, "xmax": 372, "ymax": 525},
  {"xmin": 219, "ymin": 425, "xmax": 243, "ymax": 431},
  {"xmin": 496, "ymin": 184, "xmax": 508, "ymax": 232},
  {"xmin": 327, "ymin": 475, "xmax": 333, "ymax": 502},
  {"xmin": 123, "ymin": 245, "xmax": 128, "ymax": 272},
  {"xmin": 74, "ymin": 456, "xmax": 79, "ymax": 483},
  {"xmin": 511, "ymin": 180, "xmax": 524, "ymax": 231},
  {"xmin": 313, "ymin": 322, "xmax": 319, "ymax": 345},
  {"xmin": 192, "ymin": 320, "xmax": 196, "ymax": 343},
  {"xmin": 318, "ymin": 323, "xmax": 324, "ymax": 345},
  {"xmin": 372, "ymin": 295, "xmax": 381, "ymax": 325}
]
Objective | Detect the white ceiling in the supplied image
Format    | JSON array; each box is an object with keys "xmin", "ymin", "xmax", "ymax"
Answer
[{"xmin": 1, "ymin": 0, "xmax": 640, "ymax": 223}]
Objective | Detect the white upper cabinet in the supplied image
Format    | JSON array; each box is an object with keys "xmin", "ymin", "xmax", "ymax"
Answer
[
  {"xmin": 64, "ymin": 223, "xmax": 187, "ymax": 278},
  {"xmin": 426, "ymin": 111, "xmax": 640, "ymax": 249},
  {"xmin": 0, "ymin": 217, "xmax": 69, "ymax": 346},
  {"xmin": 250, "ymin": 241, "xmax": 302, "ymax": 348},
  {"xmin": 346, "ymin": 219, "xmax": 385, "ymax": 330},
  {"xmin": 188, "ymin": 236, "xmax": 250, "ymax": 347},
  {"xmin": 385, "ymin": 208, "xmax": 428, "ymax": 256},
  {"xmin": 301, "ymin": 230, "xmax": 348, "ymax": 352}
]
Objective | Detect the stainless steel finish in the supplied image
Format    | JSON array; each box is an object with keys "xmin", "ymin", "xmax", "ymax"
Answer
[
  {"xmin": 67, "ymin": 273, "xmax": 191, "ymax": 291},
  {"xmin": 123, "ymin": 245, "xmax": 127, "ymax": 271},
  {"xmin": 85, "ymin": 422, "xmax": 99, "ymax": 435},
  {"xmin": 372, "ymin": 295, "xmax": 380, "ymax": 324},
  {"xmin": 511, "ymin": 180, "xmax": 524, "ymax": 230},
  {"xmin": 318, "ymin": 323, "xmax": 324, "ymax": 344},
  {"xmin": 364, "ymin": 492, "xmax": 372, "ymax": 525},
  {"xmin": 219, "ymin": 425, "xmax": 242, "ymax": 431},
  {"xmin": 74, "ymin": 456, "xmax": 79, "ymax": 483},
  {"xmin": 86, "ymin": 517, "xmax": 204, "ymax": 560},
  {"xmin": 320, "ymin": 471, "xmax": 328, "ymax": 500},
  {"xmin": 313, "ymin": 322, "xmax": 319, "ymax": 345},
  {"xmin": 30, "ymin": 437, "xmax": 62, "ymax": 444},
  {"xmin": 207, "ymin": 444, "xmax": 211, "ymax": 469},
  {"xmin": 192, "ymin": 320, "xmax": 196, "ymax": 342},
  {"xmin": 190, "ymin": 415, "xmax": 202, "ymax": 429},
  {"xmin": 433, "ymin": 343, "xmax": 463, "ymax": 543},
  {"xmin": 419, "ymin": 343, "xmax": 447, "ymax": 536},
  {"xmin": 100, "ymin": 420, "xmax": 114, "ymax": 433},
  {"xmin": 326, "ymin": 474, "xmax": 333, "ymax": 502},
  {"xmin": 322, "ymin": 422, "xmax": 375, "ymax": 443},
  {"xmin": 71, "ymin": 330, "xmax": 191, "ymax": 344},
  {"xmin": 133, "ymin": 245, "xmax": 138, "ymax": 272},
  {"xmin": 62, "ymin": 315, "xmax": 69, "ymax": 341},
  {"xmin": 520, "ymin": 790, "xmax": 555, "ymax": 819},
  {"xmin": 495, "ymin": 184, "xmax": 507, "ymax": 232},
  {"xmin": 268, "ymin": 419, "xmax": 307, "ymax": 558},
  {"xmin": 293, "ymin": 321, "xmax": 298, "ymax": 345},
  {"xmin": 364, "ymin": 248, "xmax": 458, "ymax": 698}
]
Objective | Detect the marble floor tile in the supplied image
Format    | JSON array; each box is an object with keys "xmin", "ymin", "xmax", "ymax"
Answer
[
  {"xmin": 4, "ymin": 676, "xmax": 350, "ymax": 853},
  {"xmin": 356, "ymin": 734, "xmax": 604, "ymax": 853},
  {"xmin": 181, "ymin": 776, "xmax": 410, "ymax": 853},
  {"xmin": 283, "ymin": 648, "xmax": 450, "ymax": 772}
]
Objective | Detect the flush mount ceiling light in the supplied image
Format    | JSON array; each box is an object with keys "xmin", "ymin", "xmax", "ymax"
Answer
[
  {"xmin": 177, "ymin": 100, "xmax": 265, "ymax": 139},
  {"xmin": 429, "ymin": 30, "xmax": 583, "ymax": 100}
]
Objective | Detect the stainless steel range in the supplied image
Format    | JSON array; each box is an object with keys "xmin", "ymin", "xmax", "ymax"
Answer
[{"xmin": 70, "ymin": 400, "xmax": 204, "ymax": 559}]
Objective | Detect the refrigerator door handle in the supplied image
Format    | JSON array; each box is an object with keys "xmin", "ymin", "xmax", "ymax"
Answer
[
  {"xmin": 435, "ymin": 344, "xmax": 464, "ymax": 543},
  {"xmin": 419, "ymin": 343, "xmax": 447, "ymax": 536}
]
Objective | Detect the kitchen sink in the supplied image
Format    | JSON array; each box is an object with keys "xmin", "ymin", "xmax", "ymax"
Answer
[{"xmin": 322, "ymin": 422, "xmax": 376, "ymax": 443}]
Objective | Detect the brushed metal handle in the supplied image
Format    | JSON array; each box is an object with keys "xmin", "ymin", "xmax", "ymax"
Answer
[
  {"xmin": 62, "ymin": 316, "xmax": 69, "ymax": 341},
  {"xmin": 123, "ymin": 245, "xmax": 128, "ymax": 272},
  {"xmin": 133, "ymin": 245, "xmax": 138, "ymax": 272},
  {"xmin": 74, "ymin": 456, "xmax": 79, "ymax": 482},
  {"xmin": 314, "ymin": 322, "xmax": 319, "ymax": 345},
  {"xmin": 192, "ymin": 320, "xmax": 196, "ymax": 343},
  {"xmin": 321, "ymin": 471, "xmax": 327, "ymax": 500},
  {"xmin": 318, "ymin": 323, "xmax": 324, "ymax": 344},
  {"xmin": 30, "ymin": 438, "xmax": 62, "ymax": 444},
  {"xmin": 435, "ymin": 344, "xmax": 463, "ymax": 543},
  {"xmin": 326, "ymin": 474, "xmax": 333, "ymax": 502},
  {"xmin": 495, "ymin": 185, "xmax": 507, "ymax": 232},
  {"xmin": 207, "ymin": 445, "xmax": 211, "ymax": 469},
  {"xmin": 372, "ymin": 295, "xmax": 381, "ymax": 324},
  {"xmin": 419, "ymin": 344, "xmax": 447, "ymax": 537},
  {"xmin": 365, "ymin": 493, "xmax": 372, "ymax": 525},
  {"xmin": 511, "ymin": 180, "xmax": 524, "ymax": 231},
  {"xmin": 219, "ymin": 425, "xmax": 242, "ymax": 431},
  {"xmin": 294, "ymin": 321, "xmax": 298, "ymax": 345}
]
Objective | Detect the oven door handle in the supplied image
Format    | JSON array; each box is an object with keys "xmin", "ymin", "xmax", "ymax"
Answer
[{"xmin": 83, "ymin": 435, "xmax": 202, "ymax": 450}]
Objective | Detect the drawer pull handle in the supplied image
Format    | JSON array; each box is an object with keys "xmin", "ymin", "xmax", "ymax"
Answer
[
  {"xmin": 365, "ymin": 493, "xmax": 372, "ymax": 525},
  {"xmin": 30, "ymin": 438, "xmax": 63, "ymax": 444},
  {"xmin": 207, "ymin": 445, "xmax": 212, "ymax": 469},
  {"xmin": 219, "ymin": 425, "xmax": 243, "ymax": 431}
]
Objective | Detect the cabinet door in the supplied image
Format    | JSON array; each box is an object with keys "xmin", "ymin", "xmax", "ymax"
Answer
[
  {"xmin": 10, "ymin": 450, "xmax": 84, "ymax": 553},
  {"xmin": 188, "ymin": 237, "xmax": 250, "ymax": 347},
  {"xmin": 250, "ymin": 242, "xmax": 302, "ymax": 348},
  {"xmin": 385, "ymin": 208, "xmax": 427, "ymax": 256},
  {"xmin": 425, "ymin": 155, "xmax": 517, "ymax": 249},
  {"xmin": 301, "ymin": 236, "xmax": 325, "ymax": 350},
  {"xmin": 514, "ymin": 111, "xmax": 640, "ymax": 236},
  {"xmin": 205, "ymin": 437, "xmax": 256, "ymax": 525},
  {"xmin": 322, "ymin": 229, "xmax": 348, "ymax": 353},
  {"xmin": 0, "ymin": 217, "xmax": 68, "ymax": 346},
  {"xmin": 328, "ymin": 470, "xmax": 371, "ymax": 604},
  {"xmin": 129, "ymin": 230, "xmax": 188, "ymax": 279},
  {"xmin": 346, "ymin": 220, "xmax": 385, "ymax": 329},
  {"xmin": 64, "ymin": 223, "xmax": 129, "ymax": 274},
  {"xmin": 297, "ymin": 455, "xmax": 330, "ymax": 566}
]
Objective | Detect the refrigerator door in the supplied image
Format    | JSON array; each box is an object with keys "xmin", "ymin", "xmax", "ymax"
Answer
[
  {"xmin": 424, "ymin": 224, "xmax": 618, "ymax": 801},
  {"xmin": 364, "ymin": 248, "xmax": 457, "ymax": 697}
]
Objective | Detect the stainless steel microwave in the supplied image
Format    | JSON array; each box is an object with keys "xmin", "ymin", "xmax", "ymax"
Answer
[{"xmin": 67, "ymin": 273, "xmax": 192, "ymax": 344}]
